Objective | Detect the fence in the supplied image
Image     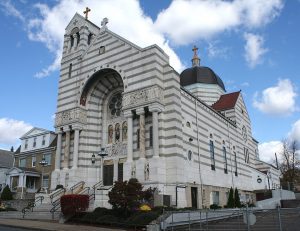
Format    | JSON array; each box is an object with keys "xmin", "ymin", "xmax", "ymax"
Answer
[{"xmin": 161, "ymin": 207, "xmax": 300, "ymax": 231}]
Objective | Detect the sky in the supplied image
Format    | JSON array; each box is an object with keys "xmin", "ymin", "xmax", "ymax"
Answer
[{"xmin": 0, "ymin": 0, "xmax": 299, "ymax": 163}]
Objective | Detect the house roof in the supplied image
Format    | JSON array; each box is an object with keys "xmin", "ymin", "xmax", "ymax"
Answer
[
  {"xmin": 0, "ymin": 149, "xmax": 14, "ymax": 168},
  {"xmin": 212, "ymin": 91, "xmax": 240, "ymax": 111}
]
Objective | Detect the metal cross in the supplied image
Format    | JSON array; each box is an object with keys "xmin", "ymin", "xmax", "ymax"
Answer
[
  {"xmin": 101, "ymin": 17, "xmax": 109, "ymax": 26},
  {"xmin": 83, "ymin": 7, "xmax": 91, "ymax": 20},
  {"xmin": 192, "ymin": 45, "xmax": 198, "ymax": 56}
]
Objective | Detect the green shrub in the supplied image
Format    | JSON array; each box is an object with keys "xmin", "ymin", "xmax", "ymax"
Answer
[
  {"xmin": 234, "ymin": 188, "xmax": 241, "ymax": 208},
  {"xmin": 0, "ymin": 186, "xmax": 13, "ymax": 200},
  {"xmin": 93, "ymin": 207, "xmax": 110, "ymax": 216},
  {"xmin": 96, "ymin": 214, "xmax": 122, "ymax": 225},
  {"xmin": 210, "ymin": 204, "xmax": 222, "ymax": 210},
  {"xmin": 126, "ymin": 211, "xmax": 160, "ymax": 226},
  {"xmin": 226, "ymin": 187, "xmax": 234, "ymax": 208}
]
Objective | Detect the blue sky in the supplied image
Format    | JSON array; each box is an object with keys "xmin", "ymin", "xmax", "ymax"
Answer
[{"xmin": 0, "ymin": 0, "xmax": 299, "ymax": 162}]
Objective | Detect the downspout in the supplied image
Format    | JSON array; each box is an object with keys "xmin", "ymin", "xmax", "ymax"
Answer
[{"xmin": 227, "ymin": 121, "xmax": 235, "ymax": 189}]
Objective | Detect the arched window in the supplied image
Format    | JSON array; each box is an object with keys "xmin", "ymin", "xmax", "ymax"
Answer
[
  {"xmin": 108, "ymin": 92, "xmax": 122, "ymax": 118},
  {"xmin": 70, "ymin": 35, "xmax": 74, "ymax": 47},
  {"xmin": 122, "ymin": 122, "xmax": 127, "ymax": 141},
  {"xmin": 88, "ymin": 33, "xmax": 93, "ymax": 45},
  {"xmin": 68, "ymin": 63, "xmax": 72, "ymax": 78},
  {"xmin": 108, "ymin": 125, "xmax": 113, "ymax": 144},
  {"xmin": 76, "ymin": 32, "xmax": 80, "ymax": 45},
  {"xmin": 149, "ymin": 126, "xmax": 153, "ymax": 147},
  {"xmin": 115, "ymin": 123, "xmax": 120, "ymax": 142}
]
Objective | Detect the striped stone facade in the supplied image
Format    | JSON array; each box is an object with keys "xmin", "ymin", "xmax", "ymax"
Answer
[{"xmin": 51, "ymin": 13, "xmax": 280, "ymax": 208}]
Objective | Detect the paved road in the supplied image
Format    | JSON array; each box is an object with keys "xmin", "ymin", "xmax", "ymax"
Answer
[{"xmin": 0, "ymin": 225, "xmax": 33, "ymax": 231}]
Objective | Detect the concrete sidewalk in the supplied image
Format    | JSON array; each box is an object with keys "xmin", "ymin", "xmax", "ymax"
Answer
[{"xmin": 0, "ymin": 218, "xmax": 125, "ymax": 231}]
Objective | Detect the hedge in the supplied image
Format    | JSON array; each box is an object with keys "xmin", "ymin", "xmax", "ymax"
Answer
[{"xmin": 61, "ymin": 194, "xmax": 89, "ymax": 216}]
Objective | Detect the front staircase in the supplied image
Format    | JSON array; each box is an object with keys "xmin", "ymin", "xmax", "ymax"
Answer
[{"xmin": 0, "ymin": 181, "xmax": 110, "ymax": 221}]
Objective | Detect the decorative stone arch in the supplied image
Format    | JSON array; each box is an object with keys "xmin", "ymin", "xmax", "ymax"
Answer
[{"xmin": 78, "ymin": 66, "xmax": 126, "ymax": 107}]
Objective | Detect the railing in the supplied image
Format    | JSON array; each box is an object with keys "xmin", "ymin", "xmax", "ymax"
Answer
[
  {"xmin": 21, "ymin": 195, "xmax": 44, "ymax": 218},
  {"xmin": 50, "ymin": 197, "xmax": 61, "ymax": 220},
  {"xmin": 92, "ymin": 181, "xmax": 103, "ymax": 200},
  {"xmin": 69, "ymin": 181, "xmax": 85, "ymax": 194},
  {"xmin": 49, "ymin": 188, "xmax": 65, "ymax": 204}
]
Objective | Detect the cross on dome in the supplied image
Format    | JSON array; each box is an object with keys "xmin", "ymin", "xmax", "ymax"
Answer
[{"xmin": 192, "ymin": 45, "xmax": 200, "ymax": 67}]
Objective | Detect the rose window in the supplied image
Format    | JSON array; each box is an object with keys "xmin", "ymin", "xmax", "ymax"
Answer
[{"xmin": 108, "ymin": 93, "xmax": 122, "ymax": 117}]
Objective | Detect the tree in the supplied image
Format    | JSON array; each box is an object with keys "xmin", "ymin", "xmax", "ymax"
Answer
[
  {"xmin": 226, "ymin": 187, "xmax": 234, "ymax": 208},
  {"xmin": 108, "ymin": 178, "xmax": 154, "ymax": 217},
  {"xmin": 279, "ymin": 139, "xmax": 300, "ymax": 190},
  {"xmin": 234, "ymin": 188, "xmax": 241, "ymax": 208},
  {"xmin": 0, "ymin": 185, "xmax": 13, "ymax": 200}
]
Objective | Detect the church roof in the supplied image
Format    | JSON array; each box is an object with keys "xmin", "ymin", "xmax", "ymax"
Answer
[
  {"xmin": 180, "ymin": 66, "xmax": 226, "ymax": 91},
  {"xmin": 212, "ymin": 91, "xmax": 240, "ymax": 111},
  {"xmin": 179, "ymin": 46, "xmax": 225, "ymax": 91}
]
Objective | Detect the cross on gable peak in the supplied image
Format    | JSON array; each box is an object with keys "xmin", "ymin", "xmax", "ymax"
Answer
[
  {"xmin": 101, "ymin": 17, "xmax": 109, "ymax": 27},
  {"xmin": 83, "ymin": 7, "xmax": 91, "ymax": 20}
]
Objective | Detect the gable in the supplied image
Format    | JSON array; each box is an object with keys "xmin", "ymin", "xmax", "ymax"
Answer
[
  {"xmin": 20, "ymin": 127, "xmax": 50, "ymax": 139},
  {"xmin": 65, "ymin": 13, "xmax": 99, "ymax": 35}
]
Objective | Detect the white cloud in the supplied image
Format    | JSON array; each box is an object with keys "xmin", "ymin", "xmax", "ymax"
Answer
[
  {"xmin": 1, "ymin": 0, "xmax": 283, "ymax": 77},
  {"xmin": 244, "ymin": 33, "xmax": 268, "ymax": 68},
  {"xmin": 155, "ymin": 0, "xmax": 283, "ymax": 45},
  {"xmin": 25, "ymin": 0, "xmax": 184, "ymax": 77},
  {"xmin": 0, "ymin": 0, "xmax": 25, "ymax": 22},
  {"xmin": 253, "ymin": 79, "xmax": 297, "ymax": 115},
  {"xmin": 0, "ymin": 118, "xmax": 32, "ymax": 147},
  {"xmin": 258, "ymin": 141, "xmax": 283, "ymax": 163},
  {"xmin": 288, "ymin": 119, "xmax": 300, "ymax": 143},
  {"xmin": 207, "ymin": 41, "xmax": 229, "ymax": 59}
]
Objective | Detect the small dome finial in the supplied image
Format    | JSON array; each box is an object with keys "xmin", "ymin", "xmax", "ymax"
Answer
[{"xmin": 192, "ymin": 45, "xmax": 200, "ymax": 67}]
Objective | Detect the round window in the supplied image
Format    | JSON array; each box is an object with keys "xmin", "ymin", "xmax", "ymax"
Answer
[{"xmin": 109, "ymin": 92, "xmax": 122, "ymax": 117}]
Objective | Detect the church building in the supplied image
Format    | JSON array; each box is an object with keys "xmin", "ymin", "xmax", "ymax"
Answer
[{"xmin": 51, "ymin": 11, "xmax": 280, "ymax": 208}]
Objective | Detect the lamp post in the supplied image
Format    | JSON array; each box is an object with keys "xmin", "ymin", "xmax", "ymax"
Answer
[
  {"xmin": 39, "ymin": 156, "xmax": 48, "ymax": 192},
  {"xmin": 97, "ymin": 148, "xmax": 108, "ymax": 184}
]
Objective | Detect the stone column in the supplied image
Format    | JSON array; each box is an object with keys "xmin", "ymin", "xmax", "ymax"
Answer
[
  {"xmin": 136, "ymin": 108, "xmax": 146, "ymax": 159},
  {"xmin": 72, "ymin": 128, "xmax": 80, "ymax": 169},
  {"xmin": 63, "ymin": 129, "xmax": 71, "ymax": 170},
  {"xmin": 73, "ymin": 33, "xmax": 78, "ymax": 51},
  {"xmin": 55, "ymin": 131, "xmax": 62, "ymax": 171},
  {"xmin": 124, "ymin": 110, "xmax": 133, "ymax": 162},
  {"xmin": 149, "ymin": 107, "xmax": 160, "ymax": 158},
  {"xmin": 113, "ymin": 159, "xmax": 118, "ymax": 182}
]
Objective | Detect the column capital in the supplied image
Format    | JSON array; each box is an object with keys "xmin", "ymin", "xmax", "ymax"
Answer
[
  {"xmin": 149, "ymin": 104, "xmax": 163, "ymax": 113},
  {"xmin": 123, "ymin": 110, "xmax": 133, "ymax": 118},
  {"xmin": 136, "ymin": 108, "xmax": 145, "ymax": 115},
  {"xmin": 72, "ymin": 124, "xmax": 82, "ymax": 130}
]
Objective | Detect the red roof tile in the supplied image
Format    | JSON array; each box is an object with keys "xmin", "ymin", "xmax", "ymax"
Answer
[{"xmin": 212, "ymin": 91, "xmax": 240, "ymax": 111}]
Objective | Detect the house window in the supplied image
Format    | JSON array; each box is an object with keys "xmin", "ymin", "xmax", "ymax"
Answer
[
  {"xmin": 137, "ymin": 129, "xmax": 140, "ymax": 149},
  {"xmin": 149, "ymin": 126, "xmax": 153, "ymax": 147},
  {"xmin": 42, "ymin": 175, "xmax": 49, "ymax": 188},
  {"xmin": 32, "ymin": 155, "xmax": 36, "ymax": 167},
  {"xmin": 209, "ymin": 140, "xmax": 215, "ymax": 170},
  {"xmin": 25, "ymin": 139, "xmax": 28, "ymax": 149},
  {"xmin": 33, "ymin": 137, "xmax": 37, "ymax": 147},
  {"xmin": 186, "ymin": 122, "xmax": 191, "ymax": 127},
  {"xmin": 223, "ymin": 147, "xmax": 228, "ymax": 174},
  {"xmin": 108, "ymin": 125, "xmax": 113, "ymax": 144},
  {"xmin": 188, "ymin": 150, "xmax": 192, "ymax": 161},
  {"xmin": 234, "ymin": 151, "xmax": 238, "ymax": 176},
  {"xmin": 43, "ymin": 153, "xmax": 51, "ymax": 166},
  {"xmin": 115, "ymin": 123, "xmax": 120, "ymax": 142},
  {"xmin": 68, "ymin": 63, "xmax": 72, "ymax": 78},
  {"xmin": 42, "ymin": 135, "xmax": 46, "ymax": 146},
  {"xmin": 108, "ymin": 92, "xmax": 122, "ymax": 117},
  {"xmin": 211, "ymin": 191, "xmax": 220, "ymax": 205},
  {"xmin": 19, "ymin": 158, "xmax": 26, "ymax": 168}
]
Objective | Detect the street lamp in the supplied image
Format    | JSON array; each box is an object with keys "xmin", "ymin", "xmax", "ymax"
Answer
[
  {"xmin": 97, "ymin": 148, "xmax": 108, "ymax": 184},
  {"xmin": 39, "ymin": 156, "xmax": 48, "ymax": 192}
]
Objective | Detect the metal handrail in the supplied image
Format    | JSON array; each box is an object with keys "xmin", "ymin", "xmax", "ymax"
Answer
[
  {"xmin": 69, "ymin": 181, "xmax": 85, "ymax": 194},
  {"xmin": 50, "ymin": 188, "xmax": 65, "ymax": 204},
  {"xmin": 79, "ymin": 186, "xmax": 90, "ymax": 195},
  {"xmin": 21, "ymin": 195, "xmax": 44, "ymax": 218},
  {"xmin": 91, "ymin": 181, "xmax": 103, "ymax": 200},
  {"xmin": 50, "ymin": 198, "xmax": 61, "ymax": 220}
]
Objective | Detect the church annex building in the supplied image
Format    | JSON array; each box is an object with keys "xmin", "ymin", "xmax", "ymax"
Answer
[{"xmin": 51, "ymin": 12, "xmax": 280, "ymax": 208}]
